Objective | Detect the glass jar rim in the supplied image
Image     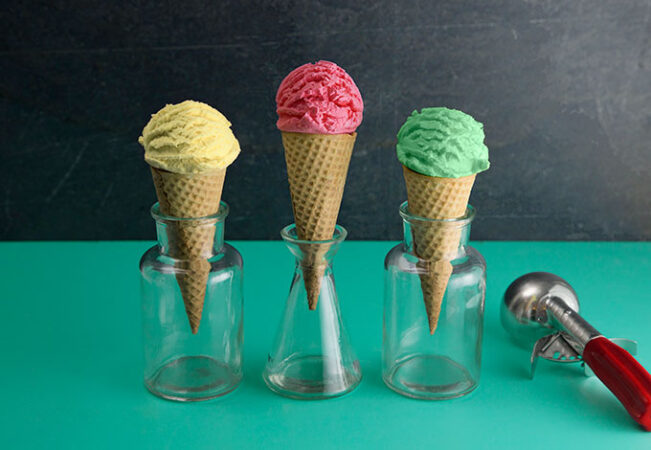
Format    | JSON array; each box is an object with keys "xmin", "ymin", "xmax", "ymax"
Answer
[
  {"xmin": 280, "ymin": 223, "xmax": 348, "ymax": 245},
  {"xmin": 150, "ymin": 201, "xmax": 229, "ymax": 223},
  {"xmin": 399, "ymin": 201, "xmax": 475, "ymax": 225}
]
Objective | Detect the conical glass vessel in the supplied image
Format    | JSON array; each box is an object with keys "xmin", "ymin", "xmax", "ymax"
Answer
[{"xmin": 263, "ymin": 224, "xmax": 361, "ymax": 400}]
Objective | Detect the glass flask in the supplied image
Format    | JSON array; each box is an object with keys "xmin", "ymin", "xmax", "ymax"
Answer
[
  {"xmin": 139, "ymin": 201, "xmax": 243, "ymax": 401},
  {"xmin": 383, "ymin": 202, "xmax": 486, "ymax": 400},
  {"xmin": 264, "ymin": 224, "xmax": 361, "ymax": 400}
]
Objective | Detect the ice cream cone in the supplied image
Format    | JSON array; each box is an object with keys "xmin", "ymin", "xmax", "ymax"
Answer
[
  {"xmin": 402, "ymin": 165, "xmax": 475, "ymax": 334},
  {"xmin": 150, "ymin": 166, "xmax": 226, "ymax": 333},
  {"xmin": 282, "ymin": 131, "xmax": 355, "ymax": 309}
]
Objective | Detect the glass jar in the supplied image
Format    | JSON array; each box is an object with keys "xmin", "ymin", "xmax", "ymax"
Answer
[
  {"xmin": 263, "ymin": 224, "xmax": 361, "ymax": 400},
  {"xmin": 139, "ymin": 201, "xmax": 243, "ymax": 401},
  {"xmin": 383, "ymin": 201, "xmax": 486, "ymax": 400}
]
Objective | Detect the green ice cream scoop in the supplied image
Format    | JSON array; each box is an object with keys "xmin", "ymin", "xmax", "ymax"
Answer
[{"xmin": 397, "ymin": 107, "xmax": 490, "ymax": 178}]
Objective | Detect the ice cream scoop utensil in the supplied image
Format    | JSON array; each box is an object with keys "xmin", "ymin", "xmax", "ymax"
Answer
[{"xmin": 502, "ymin": 272, "xmax": 651, "ymax": 431}]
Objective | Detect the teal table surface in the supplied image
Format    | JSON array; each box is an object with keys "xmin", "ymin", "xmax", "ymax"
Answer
[{"xmin": 1, "ymin": 241, "xmax": 650, "ymax": 449}]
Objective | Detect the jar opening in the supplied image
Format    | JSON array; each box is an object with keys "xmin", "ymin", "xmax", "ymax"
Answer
[
  {"xmin": 399, "ymin": 201, "xmax": 475, "ymax": 226},
  {"xmin": 280, "ymin": 224, "xmax": 348, "ymax": 245},
  {"xmin": 150, "ymin": 201, "xmax": 229, "ymax": 223}
]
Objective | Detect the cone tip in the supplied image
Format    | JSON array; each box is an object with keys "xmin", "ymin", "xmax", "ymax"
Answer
[
  {"xmin": 427, "ymin": 310, "xmax": 440, "ymax": 335},
  {"xmin": 189, "ymin": 314, "xmax": 201, "ymax": 334},
  {"xmin": 308, "ymin": 294, "xmax": 319, "ymax": 310}
]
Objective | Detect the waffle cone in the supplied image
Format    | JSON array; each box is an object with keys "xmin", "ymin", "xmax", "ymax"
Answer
[
  {"xmin": 150, "ymin": 167, "xmax": 226, "ymax": 334},
  {"xmin": 282, "ymin": 131, "xmax": 355, "ymax": 309},
  {"xmin": 402, "ymin": 165, "xmax": 475, "ymax": 334}
]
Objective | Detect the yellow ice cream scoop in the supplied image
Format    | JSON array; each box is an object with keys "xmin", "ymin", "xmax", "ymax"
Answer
[{"xmin": 138, "ymin": 100, "xmax": 240, "ymax": 174}]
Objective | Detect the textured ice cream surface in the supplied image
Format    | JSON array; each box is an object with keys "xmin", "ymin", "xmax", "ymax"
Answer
[
  {"xmin": 139, "ymin": 100, "xmax": 240, "ymax": 174},
  {"xmin": 397, "ymin": 107, "xmax": 489, "ymax": 178},
  {"xmin": 276, "ymin": 60, "xmax": 363, "ymax": 134}
]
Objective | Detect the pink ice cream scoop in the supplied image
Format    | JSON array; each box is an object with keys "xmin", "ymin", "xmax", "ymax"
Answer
[{"xmin": 276, "ymin": 60, "xmax": 363, "ymax": 134}]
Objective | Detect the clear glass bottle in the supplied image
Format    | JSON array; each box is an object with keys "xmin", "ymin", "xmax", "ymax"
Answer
[
  {"xmin": 139, "ymin": 201, "xmax": 243, "ymax": 401},
  {"xmin": 263, "ymin": 224, "xmax": 361, "ymax": 400},
  {"xmin": 383, "ymin": 202, "xmax": 486, "ymax": 400}
]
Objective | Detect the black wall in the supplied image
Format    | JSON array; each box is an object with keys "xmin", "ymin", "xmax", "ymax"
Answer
[{"xmin": 2, "ymin": 1, "xmax": 650, "ymax": 241}]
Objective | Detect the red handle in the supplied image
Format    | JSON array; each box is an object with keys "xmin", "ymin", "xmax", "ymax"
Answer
[{"xmin": 583, "ymin": 336, "xmax": 651, "ymax": 431}]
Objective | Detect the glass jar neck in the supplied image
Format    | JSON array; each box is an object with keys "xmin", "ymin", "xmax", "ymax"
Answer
[
  {"xmin": 281, "ymin": 224, "xmax": 348, "ymax": 266},
  {"xmin": 151, "ymin": 202, "xmax": 229, "ymax": 259},
  {"xmin": 400, "ymin": 202, "xmax": 475, "ymax": 259}
]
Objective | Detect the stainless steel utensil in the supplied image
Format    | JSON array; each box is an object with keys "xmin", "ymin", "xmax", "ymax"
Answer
[{"xmin": 501, "ymin": 272, "xmax": 651, "ymax": 431}]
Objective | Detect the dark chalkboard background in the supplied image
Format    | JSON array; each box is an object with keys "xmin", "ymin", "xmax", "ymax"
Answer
[{"xmin": 1, "ymin": 1, "xmax": 650, "ymax": 241}]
